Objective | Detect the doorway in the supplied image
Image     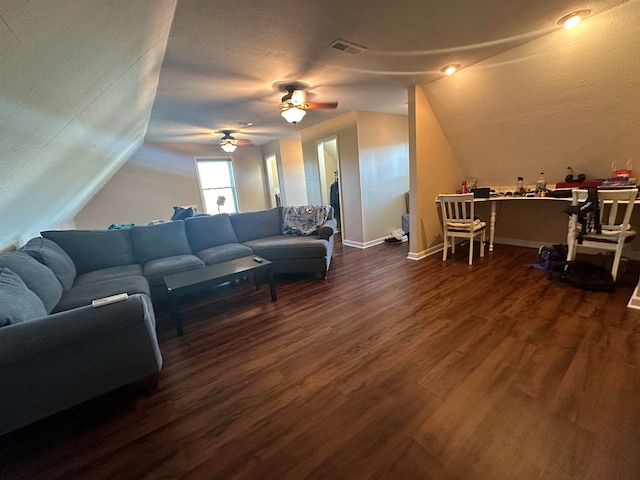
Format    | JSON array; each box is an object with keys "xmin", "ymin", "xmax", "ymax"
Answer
[
  {"xmin": 265, "ymin": 154, "xmax": 281, "ymax": 207},
  {"xmin": 316, "ymin": 136, "xmax": 342, "ymax": 232}
]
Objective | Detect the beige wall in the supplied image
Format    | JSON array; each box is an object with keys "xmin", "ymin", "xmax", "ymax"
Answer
[
  {"xmin": 261, "ymin": 138, "xmax": 307, "ymax": 206},
  {"xmin": 278, "ymin": 138, "xmax": 307, "ymax": 205},
  {"xmin": 408, "ymin": 86, "xmax": 461, "ymax": 259},
  {"xmin": 300, "ymin": 110, "xmax": 410, "ymax": 246},
  {"xmin": 300, "ymin": 111, "xmax": 363, "ymax": 244},
  {"xmin": 230, "ymin": 146, "xmax": 269, "ymax": 212},
  {"xmin": 421, "ymin": 0, "xmax": 640, "ymax": 188},
  {"xmin": 356, "ymin": 111, "xmax": 409, "ymax": 243},
  {"xmin": 75, "ymin": 141, "xmax": 267, "ymax": 228}
]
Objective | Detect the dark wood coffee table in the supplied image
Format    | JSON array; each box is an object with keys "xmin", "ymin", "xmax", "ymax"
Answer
[{"xmin": 163, "ymin": 255, "xmax": 276, "ymax": 335}]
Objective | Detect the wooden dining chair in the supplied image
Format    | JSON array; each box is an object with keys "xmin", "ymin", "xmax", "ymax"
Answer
[
  {"xmin": 566, "ymin": 188, "xmax": 638, "ymax": 281},
  {"xmin": 438, "ymin": 193, "xmax": 486, "ymax": 265}
]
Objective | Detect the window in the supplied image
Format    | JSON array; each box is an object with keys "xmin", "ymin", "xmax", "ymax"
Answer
[{"xmin": 194, "ymin": 157, "xmax": 238, "ymax": 214}]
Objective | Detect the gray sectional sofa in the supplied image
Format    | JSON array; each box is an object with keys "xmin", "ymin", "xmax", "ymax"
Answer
[{"xmin": 0, "ymin": 206, "xmax": 335, "ymax": 434}]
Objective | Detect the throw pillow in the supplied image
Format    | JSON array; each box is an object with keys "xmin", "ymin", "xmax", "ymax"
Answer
[
  {"xmin": 21, "ymin": 237, "xmax": 77, "ymax": 289},
  {"xmin": 0, "ymin": 268, "xmax": 48, "ymax": 327},
  {"xmin": 0, "ymin": 251, "xmax": 63, "ymax": 313},
  {"xmin": 171, "ymin": 206, "xmax": 194, "ymax": 221},
  {"xmin": 282, "ymin": 205, "xmax": 330, "ymax": 236}
]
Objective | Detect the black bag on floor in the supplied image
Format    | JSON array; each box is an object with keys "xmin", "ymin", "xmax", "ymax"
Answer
[
  {"xmin": 538, "ymin": 244, "xmax": 568, "ymax": 274},
  {"xmin": 561, "ymin": 260, "xmax": 615, "ymax": 292}
]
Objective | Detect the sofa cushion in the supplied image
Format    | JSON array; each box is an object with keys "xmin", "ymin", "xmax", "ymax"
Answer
[
  {"xmin": 52, "ymin": 275, "xmax": 151, "ymax": 313},
  {"xmin": 196, "ymin": 243, "xmax": 253, "ymax": 266},
  {"xmin": 73, "ymin": 264, "xmax": 144, "ymax": 287},
  {"xmin": 0, "ymin": 268, "xmax": 48, "ymax": 326},
  {"xmin": 243, "ymin": 235, "xmax": 329, "ymax": 259},
  {"xmin": 142, "ymin": 254, "xmax": 205, "ymax": 287},
  {"xmin": 42, "ymin": 229, "xmax": 135, "ymax": 275},
  {"xmin": 185, "ymin": 213, "xmax": 239, "ymax": 253},
  {"xmin": 0, "ymin": 251, "xmax": 63, "ymax": 313},
  {"xmin": 131, "ymin": 221, "xmax": 193, "ymax": 264},
  {"xmin": 21, "ymin": 237, "xmax": 77, "ymax": 289},
  {"xmin": 230, "ymin": 208, "xmax": 282, "ymax": 242}
]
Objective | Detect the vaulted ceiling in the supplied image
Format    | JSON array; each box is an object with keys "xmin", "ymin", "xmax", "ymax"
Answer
[
  {"xmin": 1, "ymin": 0, "xmax": 638, "ymax": 248},
  {"xmin": 147, "ymin": 0, "xmax": 630, "ymax": 148}
]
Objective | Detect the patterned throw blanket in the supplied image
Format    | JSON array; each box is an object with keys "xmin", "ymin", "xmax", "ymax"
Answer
[{"xmin": 282, "ymin": 205, "xmax": 330, "ymax": 236}]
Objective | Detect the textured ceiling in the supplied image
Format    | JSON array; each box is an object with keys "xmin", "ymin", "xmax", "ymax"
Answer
[{"xmin": 147, "ymin": 0, "xmax": 629, "ymax": 146}]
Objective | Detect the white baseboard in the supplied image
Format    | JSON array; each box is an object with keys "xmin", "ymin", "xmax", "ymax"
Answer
[
  {"xmin": 343, "ymin": 236, "xmax": 404, "ymax": 249},
  {"xmin": 408, "ymin": 243, "xmax": 443, "ymax": 261},
  {"xmin": 342, "ymin": 237, "xmax": 384, "ymax": 249}
]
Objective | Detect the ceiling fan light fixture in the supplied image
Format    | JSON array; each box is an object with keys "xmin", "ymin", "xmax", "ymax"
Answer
[
  {"xmin": 220, "ymin": 141, "xmax": 237, "ymax": 153},
  {"xmin": 441, "ymin": 64, "xmax": 460, "ymax": 75},
  {"xmin": 220, "ymin": 130, "xmax": 238, "ymax": 152},
  {"xmin": 558, "ymin": 10, "xmax": 590, "ymax": 28},
  {"xmin": 220, "ymin": 138, "xmax": 237, "ymax": 153},
  {"xmin": 281, "ymin": 105, "xmax": 307, "ymax": 124}
]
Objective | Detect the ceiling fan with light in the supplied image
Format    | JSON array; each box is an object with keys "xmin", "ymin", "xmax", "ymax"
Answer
[
  {"xmin": 218, "ymin": 130, "xmax": 252, "ymax": 153},
  {"xmin": 280, "ymin": 84, "xmax": 338, "ymax": 124}
]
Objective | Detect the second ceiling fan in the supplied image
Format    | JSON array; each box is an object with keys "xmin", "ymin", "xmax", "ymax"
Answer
[
  {"xmin": 218, "ymin": 130, "xmax": 251, "ymax": 153},
  {"xmin": 280, "ymin": 84, "xmax": 338, "ymax": 124}
]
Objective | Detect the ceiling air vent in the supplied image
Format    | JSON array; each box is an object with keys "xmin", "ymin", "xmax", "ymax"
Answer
[{"xmin": 329, "ymin": 39, "xmax": 366, "ymax": 55}]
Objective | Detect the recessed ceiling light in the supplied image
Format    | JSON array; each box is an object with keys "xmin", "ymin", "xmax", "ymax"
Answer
[
  {"xmin": 558, "ymin": 10, "xmax": 590, "ymax": 28},
  {"xmin": 237, "ymin": 121, "xmax": 253, "ymax": 127},
  {"xmin": 441, "ymin": 64, "xmax": 460, "ymax": 75}
]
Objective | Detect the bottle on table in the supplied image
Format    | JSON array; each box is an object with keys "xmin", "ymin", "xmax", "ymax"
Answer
[
  {"xmin": 535, "ymin": 172, "xmax": 547, "ymax": 195},
  {"xmin": 516, "ymin": 177, "xmax": 526, "ymax": 195}
]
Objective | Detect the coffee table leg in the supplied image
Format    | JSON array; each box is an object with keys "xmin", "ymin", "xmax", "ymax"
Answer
[
  {"xmin": 167, "ymin": 288, "xmax": 184, "ymax": 336},
  {"xmin": 268, "ymin": 266, "xmax": 277, "ymax": 301}
]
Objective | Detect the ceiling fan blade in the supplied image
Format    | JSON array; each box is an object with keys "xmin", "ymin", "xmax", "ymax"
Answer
[
  {"xmin": 305, "ymin": 101, "xmax": 338, "ymax": 110},
  {"xmin": 236, "ymin": 139, "xmax": 253, "ymax": 146}
]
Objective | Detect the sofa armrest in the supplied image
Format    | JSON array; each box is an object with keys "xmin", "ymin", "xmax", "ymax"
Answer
[
  {"xmin": 0, "ymin": 293, "xmax": 162, "ymax": 435},
  {"xmin": 318, "ymin": 218, "xmax": 337, "ymax": 240},
  {"xmin": 0, "ymin": 294, "xmax": 160, "ymax": 368}
]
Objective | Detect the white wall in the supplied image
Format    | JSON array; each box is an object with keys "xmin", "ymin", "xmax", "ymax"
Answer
[{"xmin": 0, "ymin": 0, "xmax": 176, "ymax": 247}]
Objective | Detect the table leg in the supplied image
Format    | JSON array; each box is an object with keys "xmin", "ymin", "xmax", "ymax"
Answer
[
  {"xmin": 167, "ymin": 288, "xmax": 183, "ymax": 336},
  {"xmin": 489, "ymin": 200, "xmax": 497, "ymax": 252},
  {"xmin": 267, "ymin": 266, "xmax": 277, "ymax": 301}
]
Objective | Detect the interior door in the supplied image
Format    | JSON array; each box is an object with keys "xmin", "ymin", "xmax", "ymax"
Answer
[
  {"xmin": 317, "ymin": 137, "xmax": 342, "ymax": 232},
  {"xmin": 265, "ymin": 154, "xmax": 281, "ymax": 207}
]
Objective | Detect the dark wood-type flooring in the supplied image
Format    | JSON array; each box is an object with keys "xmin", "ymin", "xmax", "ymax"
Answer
[{"xmin": 2, "ymin": 236, "xmax": 640, "ymax": 479}]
